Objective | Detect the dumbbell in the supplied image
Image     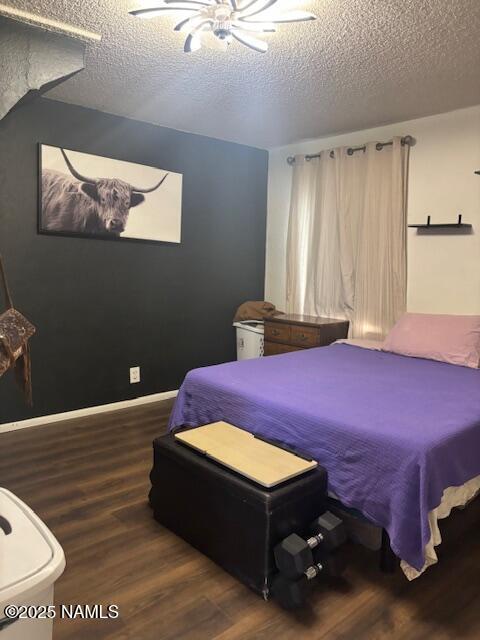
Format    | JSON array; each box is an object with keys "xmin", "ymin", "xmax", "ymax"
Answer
[
  {"xmin": 274, "ymin": 511, "xmax": 346, "ymax": 580},
  {"xmin": 271, "ymin": 553, "xmax": 346, "ymax": 609}
]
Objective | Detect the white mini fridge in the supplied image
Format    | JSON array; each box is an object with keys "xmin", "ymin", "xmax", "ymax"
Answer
[{"xmin": 0, "ymin": 489, "xmax": 65, "ymax": 640}]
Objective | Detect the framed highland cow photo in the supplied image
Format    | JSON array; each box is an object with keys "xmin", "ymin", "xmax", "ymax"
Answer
[{"xmin": 38, "ymin": 144, "xmax": 182, "ymax": 243}]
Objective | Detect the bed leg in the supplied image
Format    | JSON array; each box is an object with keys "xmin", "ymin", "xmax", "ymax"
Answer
[{"xmin": 380, "ymin": 529, "xmax": 397, "ymax": 573}]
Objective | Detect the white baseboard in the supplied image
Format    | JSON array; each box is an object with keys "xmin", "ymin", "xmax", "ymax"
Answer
[{"xmin": 0, "ymin": 390, "xmax": 178, "ymax": 434}]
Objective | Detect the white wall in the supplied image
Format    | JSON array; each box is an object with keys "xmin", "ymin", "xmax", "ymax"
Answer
[{"xmin": 266, "ymin": 106, "xmax": 480, "ymax": 314}]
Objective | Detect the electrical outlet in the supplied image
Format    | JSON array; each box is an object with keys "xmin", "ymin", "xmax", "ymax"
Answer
[{"xmin": 130, "ymin": 366, "xmax": 140, "ymax": 384}]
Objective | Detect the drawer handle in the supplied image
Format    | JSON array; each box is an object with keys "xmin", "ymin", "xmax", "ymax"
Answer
[
  {"xmin": 298, "ymin": 333, "xmax": 308, "ymax": 341},
  {"xmin": 271, "ymin": 329, "xmax": 280, "ymax": 336}
]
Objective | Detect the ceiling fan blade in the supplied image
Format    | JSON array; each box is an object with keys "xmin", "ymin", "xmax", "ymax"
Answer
[
  {"xmin": 184, "ymin": 19, "xmax": 213, "ymax": 51},
  {"xmin": 235, "ymin": 0, "xmax": 269, "ymax": 14},
  {"xmin": 237, "ymin": 0, "xmax": 278, "ymax": 19},
  {"xmin": 184, "ymin": 32, "xmax": 202, "ymax": 52},
  {"xmin": 175, "ymin": 15, "xmax": 205, "ymax": 31},
  {"xmin": 232, "ymin": 20, "xmax": 275, "ymax": 32},
  {"xmin": 243, "ymin": 10, "xmax": 316, "ymax": 23},
  {"xmin": 164, "ymin": 0, "xmax": 213, "ymax": 6},
  {"xmin": 201, "ymin": 30, "xmax": 232, "ymax": 50},
  {"xmin": 130, "ymin": 7, "xmax": 198, "ymax": 18},
  {"xmin": 231, "ymin": 30, "xmax": 268, "ymax": 52}
]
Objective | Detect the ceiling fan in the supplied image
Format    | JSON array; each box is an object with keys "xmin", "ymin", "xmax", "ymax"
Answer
[{"xmin": 129, "ymin": 0, "xmax": 317, "ymax": 54}]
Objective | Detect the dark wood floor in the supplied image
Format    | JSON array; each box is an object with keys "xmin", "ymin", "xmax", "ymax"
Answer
[{"xmin": 1, "ymin": 399, "xmax": 479, "ymax": 640}]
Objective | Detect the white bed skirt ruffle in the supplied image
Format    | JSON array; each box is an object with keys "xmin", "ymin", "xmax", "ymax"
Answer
[{"xmin": 401, "ymin": 474, "xmax": 480, "ymax": 579}]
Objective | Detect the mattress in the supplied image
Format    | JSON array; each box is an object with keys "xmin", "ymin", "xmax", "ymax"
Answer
[{"xmin": 169, "ymin": 343, "xmax": 480, "ymax": 576}]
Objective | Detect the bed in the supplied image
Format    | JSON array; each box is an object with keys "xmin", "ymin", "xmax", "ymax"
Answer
[{"xmin": 168, "ymin": 343, "xmax": 480, "ymax": 578}]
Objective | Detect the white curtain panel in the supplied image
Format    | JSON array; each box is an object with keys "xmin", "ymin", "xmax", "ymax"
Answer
[{"xmin": 286, "ymin": 137, "xmax": 409, "ymax": 339}]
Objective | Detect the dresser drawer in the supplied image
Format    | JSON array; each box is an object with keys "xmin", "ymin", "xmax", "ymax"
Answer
[
  {"xmin": 264, "ymin": 341, "xmax": 301, "ymax": 356},
  {"xmin": 264, "ymin": 321, "xmax": 291, "ymax": 344},
  {"xmin": 290, "ymin": 325, "xmax": 321, "ymax": 348}
]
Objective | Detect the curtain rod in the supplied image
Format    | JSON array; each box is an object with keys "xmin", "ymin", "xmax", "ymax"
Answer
[{"xmin": 286, "ymin": 135, "xmax": 414, "ymax": 165}]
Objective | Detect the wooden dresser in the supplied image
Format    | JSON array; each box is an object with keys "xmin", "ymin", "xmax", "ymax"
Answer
[{"xmin": 264, "ymin": 314, "xmax": 349, "ymax": 356}]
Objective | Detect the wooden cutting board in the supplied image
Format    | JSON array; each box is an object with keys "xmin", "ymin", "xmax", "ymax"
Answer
[{"xmin": 174, "ymin": 421, "xmax": 317, "ymax": 488}]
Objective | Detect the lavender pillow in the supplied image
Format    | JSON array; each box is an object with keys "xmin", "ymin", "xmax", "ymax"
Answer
[{"xmin": 383, "ymin": 313, "xmax": 480, "ymax": 368}]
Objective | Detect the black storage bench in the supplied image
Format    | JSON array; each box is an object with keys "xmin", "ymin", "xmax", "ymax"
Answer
[{"xmin": 149, "ymin": 430, "xmax": 328, "ymax": 598}]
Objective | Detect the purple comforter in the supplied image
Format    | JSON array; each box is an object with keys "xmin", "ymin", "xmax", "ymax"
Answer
[{"xmin": 169, "ymin": 344, "xmax": 480, "ymax": 571}]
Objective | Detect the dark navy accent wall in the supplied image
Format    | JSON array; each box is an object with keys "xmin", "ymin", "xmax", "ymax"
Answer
[{"xmin": 0, "ymin": 98, "xmax": 267, "ymax": 423}]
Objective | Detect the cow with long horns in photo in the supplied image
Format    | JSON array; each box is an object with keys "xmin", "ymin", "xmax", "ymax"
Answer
[{"xmin": 41, "ymin": 149, "xmax": 169, "ymax": 237}]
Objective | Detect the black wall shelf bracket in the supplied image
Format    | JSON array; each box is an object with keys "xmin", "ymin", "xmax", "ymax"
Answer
[{"xmin": 408, "ymin": 214, "xmax": 472, "ymax": 230}]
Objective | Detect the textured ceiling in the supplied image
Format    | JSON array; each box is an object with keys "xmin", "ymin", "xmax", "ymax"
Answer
[{"xmin": 4, "ymin": 0, "xmax": 480, "ymax": 148}]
